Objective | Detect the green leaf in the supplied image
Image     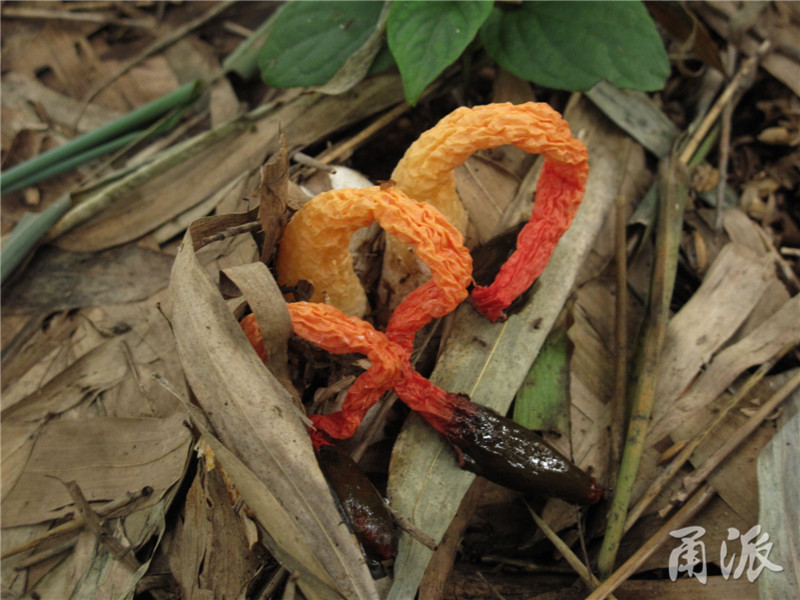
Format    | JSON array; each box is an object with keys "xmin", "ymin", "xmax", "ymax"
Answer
[
  {"xmin": 513, "ymin": 314, "xmax": 571, "ymax": 434},
  {"xmin": 387, "ymin": 0, "xmax": 493, "ymax": 104},
  {"xmin": 259, "ymin": 1, "xmax": 385, "ymax": 89},
  {"xmin": 367, "ymin": 42, "xmax": 396, "ymax": 76},
  {"xmin": 480, "ymin": 1, "xmax": 669, "ymax": 92}
]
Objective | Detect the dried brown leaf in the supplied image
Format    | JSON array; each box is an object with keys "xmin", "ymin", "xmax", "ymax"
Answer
[
  {"xmin": 256, "ymin": 136, "xmax": 292, "ymax": 264},
  {"xmin": 696, "ymin": 1, "xmax": 800, "ymax": 97},
  {"xmin": 20, "ymin": 492, "xmax": 181, "ymax": 599},
  {"xmin": 649, "ymin": 284, "xmax": 800, "ymax": 444},
  {"xmin": 1, "ymin": 412, "xmax": 192, "ymax": 527},
  {"xmin": 674, "ymin": 395, "xmax": 777, "ymax": 523},
  {"xmin": 1, "ymin": 339, "xmax": 128, "ymax": 420},
  {"xmin": 2, "ymin": 245, "xmax": 174, "ymax": 315},
  {"xmin": 222, "ymin": 262, "xmax": 295, "ymax": 399},
  {"xmin": 169, "ymin": 228, "xmax": 379, "ymax": 599},
  {"xmin": 1, "ymin": 72, "xmax": 122, "ymax": 134},
  {"xmin": 3, "ymin": 21, "xmax": 100, "ymax": 99},
  {"xmin": 166, "ymin": 463, "xmax": 263, "ymax": 600},
  {"xmin": 0, "ymin": 421, "xmax": 42, "ymax": 504},
  {"xmin": 647, "ymin": 2, "xmax": 726, "ymax": 72},
  {"xmin": 454, "ymin": 155, "xmax": 522, "ymax": 245},
  {"xmin": 56, "ymin": 74, "xmax": 404, "ymax": 252}
]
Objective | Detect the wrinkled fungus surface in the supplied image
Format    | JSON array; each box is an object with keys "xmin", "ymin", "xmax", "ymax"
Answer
[{"xmin": 243, "ymin": 103, "xmax": 598, "ymax": 502}]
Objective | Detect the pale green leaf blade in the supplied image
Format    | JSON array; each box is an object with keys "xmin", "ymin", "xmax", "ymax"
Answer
[
  {"xmin": 585, "ymin": 80, "xmax": 679, "ymax": 158},
  {"xmin": 388, "ymin": 0, "xmax": 492, "ymax": 104},
  {"xmin": 758, "ymin": 384, "xmax": 800, "ymax": 600},
  {"xmin": 514, "ymin": 315, "xmax": 571, "ymax": 434}
]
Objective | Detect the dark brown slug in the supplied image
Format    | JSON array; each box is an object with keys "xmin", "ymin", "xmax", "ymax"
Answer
[
  {"xmin": 314, "ymin": 440, "xmax": 398, "ymax": 577},
  {"xmin": 439, "ymin": 395, "xmax": 603, "ymax": 505}
]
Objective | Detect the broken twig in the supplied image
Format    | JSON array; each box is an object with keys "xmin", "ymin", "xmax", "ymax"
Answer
[
  {"xmin": 663, "ymin": 368, "xmax": 800, "ymax": 515},
  {"xmin": 525, "ymin": 502, "xmax": 619, "ymax": 600},
  {"xmin": 625, "ymin": 345, "xmax": 793, "ymax": 531},
  {"xmin": 678, "ymin": 39, "xmax": 771, "ymax": 165},
  {"xmin": 587, "ymin": 485, "xmax": 717, "ymax": 600},
  {"xmin": 2, "ymin": 486, "xmax": 153, "ymax": 560}
]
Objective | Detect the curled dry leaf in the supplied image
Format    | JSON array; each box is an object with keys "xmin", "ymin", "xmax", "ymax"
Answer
[
  {"xmin": 168, "ymin": 224, "xmax": 379, "ymax": 600},
  {"xmin": 222, "ymin": 262, "xmax": 295, "ymax": 400},
  {"xmin": 648, "ymin": 291, "xmax": 800, "ymax": 446},
  {"xmin": 1, "ymin": 339, "xmax": 128, "ymax": 421},
  {"xmin": 2, "ymin": 245, "xmax": 175, "ymax": 315},
  {"xmin": 165, "ymin": 463, "xmax": 263, "ymax": 600},
  {"xmin": 646, "ymin": 243, "xmax": 782, "ymax": 443}
]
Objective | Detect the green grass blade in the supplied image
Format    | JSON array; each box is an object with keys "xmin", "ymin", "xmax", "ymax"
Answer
[
  {"xmin": 1, "ymin": 194, "xmax": 72, "ymax": 283},
  {"xmin": 1, "ymin": 80, "xmax": 202, "ymax": 192},
  {"xmin": 223, "ymin": 11, "xmax": 280, "ymax": 80}
]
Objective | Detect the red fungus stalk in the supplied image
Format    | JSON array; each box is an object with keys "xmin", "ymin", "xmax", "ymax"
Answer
[
  {"xmin": 469, "ymin": 158, "xmax": 589, "ymax": 321},
  {"xmin": 243, "ymin": 302, "xmax": 601, "ymax": 505},
  {"xmin": 287, "ymin": 301, "xmax": 408, "ymax": 440}
]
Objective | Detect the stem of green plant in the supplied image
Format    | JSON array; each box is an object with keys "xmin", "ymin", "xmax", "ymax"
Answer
[
  {"xmin": 0, "ymin": 194, "xmax": 71, "ymax": 283},
  {"xmin": 4, "ymin": 130, "xmax": 143, "ymax": 194},
  {"xmin": 596, "ymin": 151, "xmax": 689, "ymax": 577},
  {"xmin": 44, "ymin": 101, "xmax": 280, "ymax": 243},
  {"xmin": 0, "ymin": 80, "xmax": 202, "ymax": 194},
  {"xmin": 222, "ymin": 8, "xmax": 281, "ymax": 80},
  {"xmin": 1, "ymin": 101, "xmax": 278, "ymax": 285},
  {"xmin": 611, "ymin": 137, "xmax": 635, "ymax": 485}
]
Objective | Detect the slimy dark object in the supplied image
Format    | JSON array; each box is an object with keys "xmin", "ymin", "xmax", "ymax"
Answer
[
  {"xmin": 245, "ymin": 307, "xmax": 601, "ymax": 507},
  {"xmin": 441, "ymin": 397, "xmax": 603, "ymax": 505},
  {"xmin": 314, "ymin": 440, "xmax": 398, "ymax": 577},
  {"xmin": 395, "ymin": 373, "xmax": 603, "ymax": 505}
]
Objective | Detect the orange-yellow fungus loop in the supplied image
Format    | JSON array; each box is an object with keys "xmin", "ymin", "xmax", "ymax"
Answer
[
  {"xmin": 276, "ymin": 185, "xmax": 472, "ymax": 319},
  {"xmin": 391, "ymin": 102, "xmax": 587, "ymax": 233},
  {"xmin": 385, "ymin": 102, "xmax": 589, "ymax": 319}
]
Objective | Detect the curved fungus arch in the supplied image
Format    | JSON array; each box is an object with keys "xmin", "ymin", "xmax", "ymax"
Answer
[{"xmin": 276, "ymin": 185, "xmax": 472, "ymax": 321}]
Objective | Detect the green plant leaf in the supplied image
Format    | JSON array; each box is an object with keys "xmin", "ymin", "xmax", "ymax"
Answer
[
  {"xmin": 387, "ymin": 0, "xmax": 492, "ymax": 104},
  {"xmin": 259, "ymin": 1, "xmax": 385, "ymax": 89},
  {"xmin": 480, "ymin": 1, "xmax": 669, "ymax": 92},
  {"xmin": 513, "ymin": 313, "xmax": 571, "ymax": 434},
  {"xmin": 367, "ymin": 42, "xmax": 396, "ymax": 76}
]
